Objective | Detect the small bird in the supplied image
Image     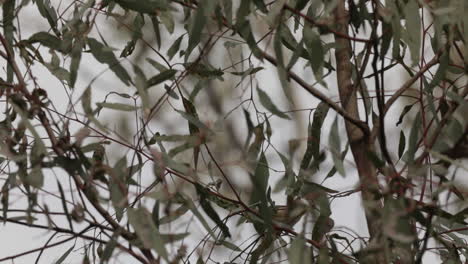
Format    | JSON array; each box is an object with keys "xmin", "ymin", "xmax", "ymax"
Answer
[
  {"xmin": 244, "ymin": 199, "xmax": 308, "ymax": 227},
  {"xmin": 270, "ymin": 200, "xmax": 308, "ymax": 226}
]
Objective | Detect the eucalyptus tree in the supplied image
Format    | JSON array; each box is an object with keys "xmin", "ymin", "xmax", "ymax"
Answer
[{"xmin": 0, "ymin": 0, "xmax": 467, "ymax": 263}]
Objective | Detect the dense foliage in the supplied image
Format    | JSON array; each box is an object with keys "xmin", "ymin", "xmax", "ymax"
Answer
[{"xmin": 0, "ymin": 0, "xmax": 467, "ymax": 263}]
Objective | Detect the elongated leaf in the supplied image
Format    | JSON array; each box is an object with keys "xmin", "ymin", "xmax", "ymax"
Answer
[
  {"xmin": 185, "ymin": 0, "xmax": 206, "ymax": 60},
  {"xmin": 87, "ymin": 38, "xmax": 132, "ymax": 86},
  {"xmin": 303, "ymin": 27, "xmax": 324, "ymax": 81},
  {"xmin": 96, "ymin": 102, "xmax": 137, "ymax": 112},
  {"xmin": 3, "ymin": 0, "xmax": 14, "ymax": 82},
  {"xmin": 167, "ymin": 35, "xmax": 184, "ymax": 60},
  {"xmin": 300, "ymin": 103, "xmax": 329, "ymax": 172},
  {"xmin": 257, "ymin": 86, "xmax": 290, "ymax": 119},
  {"xmin": 329, "ymin": 118, "xmax": 345, "ymax": 176},
  {"xmin": 250, "ymin": 152, "xmax": 273, "ymax": 233},
  {"xmin": 274, "ymin": 24, "xmax": 293, "ymax": 101},
  {"xmin": 57, "ymin": 180, "xmax": 74, "ymax": 232},
  {"xmin": 146, "ymin": 69, "xmax": 177, "ymax": 88},
  {"xmin": 36, "ymin": 0, "xmax": 59, "ymax": 35},
  {"xmin": 128, "ymin": 207, "xmax": 168, "ymax": 260},
  {"xmin": 54, "ymin": 245, "xmax": 74, "ymax": 264},
  {"xmin": 195, "ymin": 183, "xmax": 231, "ymax": 238},
  {"xmin": 182, "ymin": 96, "xmax": 201, "ymax": 168},
  {"xmin": 288, "ymin": 236, "xmax": 312, "ymax": 264},
  {"xmin": 404, "ymin": 113, "xmax": 421, "ymax": 164},
  {"xmin": 101, "ymin": 231, "xmax": 120, "ymax": 262},
  {"xmin": 113, "ymin": 0, "xmax": 168, "ymax": 13},
  {"xmin": 175, "ymin": 109, "xmax": 211, "ymax": 133},
  {"xmin": 69, "ymin": 38, "xmax": 83, "ymax": 88},
  {"xmin": 27, "ymin": 32, "xmax": 63, "ymax": 52},
  {"xmin": 398, "ymin": 130, "xmax": 406, "ymax": 159},
  {"xmin": 404, "ymin": 0, "xmax": 421, "ymax": 65}
]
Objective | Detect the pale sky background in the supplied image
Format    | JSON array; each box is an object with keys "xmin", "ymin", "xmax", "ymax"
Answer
[{"xmin": 1, "ymin": 1, "xmax": 463, "ymax": 263}]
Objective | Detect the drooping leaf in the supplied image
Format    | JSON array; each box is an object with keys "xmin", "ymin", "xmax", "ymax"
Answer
[
  {"xmin": 397, "ymin": 104, "xmax": 414, "ymax": 126},
  {"xmin": 69, "ymin": 38, "xmax": 84, "ymax": 88},
  {"xmin": 167, "ymin": 34, "xmax": 184, "ymax": 60},
  {"xmin": 403, "ymin": 0, "xmax": 421, "ymax": 65},
  {"xmin": 195, "ymin": 183, "xmax": 231, "ymax": 238},
  {"xmin": 146, "ymin": 69, "xmax": 177, "ymax": 88},
  {"xmin": 35, "ymin": 0, "xmax": 59, "ymax": 35},
  {"xmin": 288, "ymin": 236, "xmax": 312, "ymax": 264},
  {"xmin": 300, "ymin": 103, "xmax": 329, "ymax": 172},
  {"xmin": 54, "ymin": 245, "xmax": 74, "ymax": 264},
  {"xmin": 27, "ymin": 32, "xmax": 64, "ymax": 52},
  {"xmin": 303, "ymin": 27, "xmax": 324, "ymax": 81},
  {"xmin": 128, "ymin": 207, "xmax": 169, "ymax": 260},
  {"xmin": 403, "ymin": 113, "xmax": 421, "ymax": 164},
  {"xmin": 120, "ymin": 14, "xmax": 144, "ymax": 58},
  {"xmin": 249, "ymin": 152, "xmax": 273, "ymax": 233},
  {"xmin": 182, "ymin": 96, "xmax": 201, "ymax": 168},
  {"xmin": 329, "ymin": 118, "xmax": 345, "ymax": 176},
  {"xmin": 3, "ymin": 0, "xmax": 14, "ymax": 82},
  {"xmin": 185, "ymin": 0, "xmax": 206, "ymax": 60},
  {"xmin": 274, "ymin": 23, "xmax": 293, "ymax": 101},
  {"xmin": 87, "ymin": 37, "xmax": 132, "ymax": 86},
  {"xmin": 112, "ymin": 0, "xmax": 169, "ymax": 14},
  {"xmin": 256, "ymin": 86, "xmax": 290, "ymax": 120},
  {"xmin": 96, "ymin": 102, "xmax": 137, "ymax": 112},
  {"xmin": 398, "ymin": 130, "xmax": 406, "ymax": 159}
]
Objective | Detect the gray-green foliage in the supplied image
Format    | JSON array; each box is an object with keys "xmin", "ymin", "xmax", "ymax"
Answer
[{"xmin": 0, "ymin": 0, "xmax": 467, "ymax": 263}]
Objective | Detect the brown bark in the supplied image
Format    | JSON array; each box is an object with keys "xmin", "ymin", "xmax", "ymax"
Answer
[{"xmin": 333, "ymin": 0, "xmax": 385, "ymax": 260}]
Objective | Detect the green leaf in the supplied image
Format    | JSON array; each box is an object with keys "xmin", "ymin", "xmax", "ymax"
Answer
[
  {"xmin": 54, "ymin": 245, "xmax": 74, "ymax": 264},
  {"xmin": 182, "ymin": 96, "xmax": 201, "ymax": 167},
  {"xmin": 113, "ymin": 0, "xmax": 169, "ymax": 14},
  {"xmin": 27, "ymin": 166, "xmax": 44, "ymax": 188},
  {"xmin": 427, "ymin": 51, "xmax": 449, "ymax": 92},
  {"xmin": 303, "ymin": 27, "xmax": 324, "ymax": 81},
  {"xmin": 274, "ymin": 24, "xmax": 293, "ymax": 101},
  {"xmin": 175, "ymin": 109, "xmax": 211, "ymax": 133},
  {"xmin": 36, "ymin": 0, "xmax": 59, "ymax": 35},
  {"xmin": 101, "ymin": 231, "xmax": 120, "ymax": 262},
  {"xmin": 256, "ymin": 86, "xmax": 290, "ymax": 119},
  {"xmin": 397, "ymin": 104, "xmax": 413, "ymax": 126},
  {"xmin": 219, "ymin": 241, "xmax": 242, "ymax": 252},
  {"xmin": 398, "ymin": 130, "xmax": 406, "ymax": 159},
  {"xmin": 288, "ymin": 236, "xmax": 312, "ymax": 264},
  {"xmin": 57, "ymin": 180, "xmax": 74, "ymax": 232},
  {"xmin": 167, "ymin": 35, "xmax": 184, "ymax": 60},
  {"xmin": 250, "ymin": 152, "xmax": 273, "ymax": 233},
  {"xmin": 184, "ymin": 197, "xmax": 217, "ymax": 239},
  {"xmin": 300, "ymin": 103, "xmax": 329, "ymax": 172},
  {"xmin": 159, "ymin": 205, "xmax": 189, "ymax": 224},
  {"xmin": 146, "ymin": 57, "xmax": 168, "ymax": 72},
  {"xmin": 81, "ymin": 86, "xmax": 106, "ymax": 131},
  {"xmin": 96, "ymin": 102, "xmax": 137, "ymax": 112},
  {"xmin": 265, "ymin": 0, "xmax": 286, "ymax": 27},
  {"xmin": 185, "ymin": 0, "xmax": 206, "ymax": 60},
  {"xmin": 403, "ymin": 113, "xmax": 421, "ymax": 164},
  {"xmin": 128, "ymin": 207, "xmax": 169, "ymax": 260},
  {"xmin": 146, "ymin": 69, "xmax": 177, "ymax": 88},
  {"xmin": 195, "ymin": 183, "xmax": 231, "ymax": 238},
  {"xmin": 69, "ymin": 39, "xmax": 84, "ymax": 88},
  {"xmin": 87, "ymin": 37, "xmax": 132, "ymax": 86},
  {"xmin": 404, "ymin": 0, "xmax": 421, "ymax": 65},
  {"xmin": 329, "ymin": 118, "xmax": 345, "ymax": 176},
  {"xmin": 3, "ymin": 0, "xmax": 14, "ymax": 82},
  {"xmin": 120, "ymin": 14, "xmax": 144, "ymax": 58},
  {"xmin": 159, "ymin": 10, "xmax": 174, "ymax": 33},
  {"xmin": 27, "ymin": 32, "xmax": 63, "ymax": 52}
]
